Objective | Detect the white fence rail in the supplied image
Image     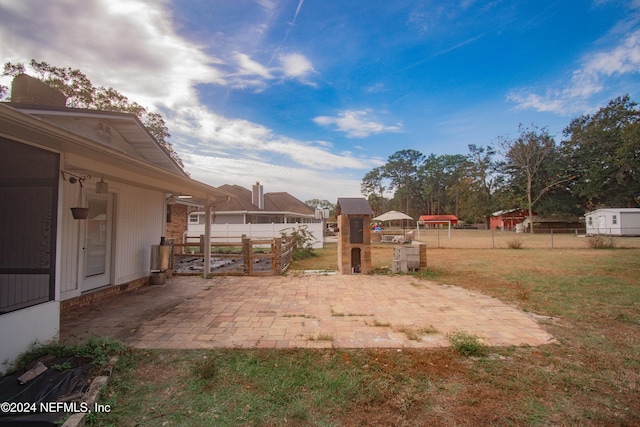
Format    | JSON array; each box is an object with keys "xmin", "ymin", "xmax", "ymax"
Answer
[{"xmin": 187, "ymin": 222, "xmax": 324, "ymax": 249}]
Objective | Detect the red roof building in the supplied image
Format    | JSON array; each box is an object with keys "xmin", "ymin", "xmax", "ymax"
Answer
[
  {"xmin": 418, "ymin": 214, "xmax": 459, "ymax": 228},
  {"xmin": 491, "ymin": 209, "xmax": 536, "ymax": 231}
]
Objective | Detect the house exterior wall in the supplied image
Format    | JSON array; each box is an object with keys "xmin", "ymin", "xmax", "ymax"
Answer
[
  {"xmin": 491, "ymin": 213, "xmax": 527, "ymax": 230},
  {"xmin": 60, "ymin": 176, "xmax": 165, "ymax": 299},
  {"xmin": 112, "ymin": 183, "xmax": 165, "ymax": 284},
  {"xmin": 166, "ymin": 203, "xmax": 189, "ymax": 243},
  {"xmin": 0, "ymin": 301, "xmax": 59, "ymax": 375},
  {"xmin": 1, "ymin": 99, "xmax": 224, "ymax": 373}
]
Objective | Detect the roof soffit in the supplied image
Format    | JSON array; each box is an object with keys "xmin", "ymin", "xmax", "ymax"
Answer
[{"xmin": 1, "ymin": 103, "xmax": 231, "ymax": 201}]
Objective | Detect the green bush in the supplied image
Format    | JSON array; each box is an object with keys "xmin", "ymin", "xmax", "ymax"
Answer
[
  {"xmin": 447, "ymin": 330, "xmax": 489, "ymax": 357},
  {"xmin": 283, "ymin": 225, "xmax": 318, "ymax": 260},
  {"xmin": 12, "ymin": 336, "xmax": 126, "ymax": 373}
]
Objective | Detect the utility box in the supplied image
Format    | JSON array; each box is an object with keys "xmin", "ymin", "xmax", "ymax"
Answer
[
  {"xmin": 150, "ymin": 245, "xmax": 171, "ymax": 271},
  {"xmin": 150, "ymin": 244, "xmax": 171, "ymax": 285},
  {"xmin": 392, "ymin": 242, "xmax": 426, "ymax": 273}
]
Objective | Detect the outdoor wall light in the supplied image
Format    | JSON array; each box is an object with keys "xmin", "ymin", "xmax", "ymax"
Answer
[{"xmin": 96, "ymin": 175, "xmax": 109, "ymax": 194}]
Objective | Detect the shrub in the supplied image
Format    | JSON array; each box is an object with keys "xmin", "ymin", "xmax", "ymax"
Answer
[
  {"xmin": 588, "ymin": 235, "xmax": 616, "ymax": 249},
  {"xmin": 447, "ymin": 330, "xmax": 489, "ymax": 357},
  {"xmin": 193, "ymin": 352, "xmax": 218, "ymax": 380},
  {"xmin": 13, "ymin": 336, "xmax": 126, "ymax": 372},
  {"xmin": 507, "ymin": 238, "xmax": 524, "ymax": 249},
  {"xmin": 283, "ymin": 225, "xmax": 318, "ymax": 260}
]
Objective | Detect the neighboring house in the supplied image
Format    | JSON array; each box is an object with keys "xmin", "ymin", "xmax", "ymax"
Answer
[
  {"xmin": 585, "ymin": 208, "xmax": 640, "ymax": 236},
  {"xmin": 0, "ymin": 75, "xmax": 229, "ymax": 372},
  {"xmin": 186, "ymin": 182, "xmax": 324, "ymax": 248},
  {"xmin": 165, "ymin": 196, "xmax": 202, "ymax": 244},
  {"xmin": 490, "ymin": 209, "xmax": 536, "ymax": 231},
  {"xmin": 418, "ymin": 214, "xmax": 459, "ymax": 228}
]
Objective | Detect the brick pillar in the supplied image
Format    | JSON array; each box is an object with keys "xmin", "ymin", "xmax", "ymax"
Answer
[
  {"xmin": 362, "ymin": 218, "xmax": 372, "ymax": 274},
  {"xmin": 337, "ymin": 214, "xmax": 348, "ymax": 273},
  {"xmin": 242, "ymin": 235, "xmax": 251, "ymax": 275},
  {"xmin": 416, "ymin": 242, "xmax": 427, "ymax": 270},
  {"xmin": 273, "ymin": 238, "xmax": 282, "ymax": 275}
]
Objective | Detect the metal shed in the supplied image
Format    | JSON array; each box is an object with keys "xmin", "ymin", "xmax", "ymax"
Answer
[{"xmin": 585, "ymin": 208, "xmax": 640, "ymax": 236}]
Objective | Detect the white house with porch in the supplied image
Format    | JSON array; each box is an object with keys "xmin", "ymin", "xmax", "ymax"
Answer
[
  {"xmin": 0, "ymin": 75, "xmax": 229, "ymax": 372},
  {"xmin": 186, "ymin": 182, "xmax": 325, "ymax": 248}
]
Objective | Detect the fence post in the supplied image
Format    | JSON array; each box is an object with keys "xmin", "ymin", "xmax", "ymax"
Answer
[
  {"xmin": 199, "ymin": 234, "xmax": 205, "ymax": 254},
  {"xmin": 491, "ymin": 229, "xmax": 495, "ymax": 249},
  {"xmin": 551, "ymin": 229, "xmax": 554, "ymax": 249},
  {"xmin": 273, "ymin": 238, "xmax": 282, "ymax": 275},
  {"xmin": 242, "ymin": 234, "xmax": 251, "ymax": 275}
]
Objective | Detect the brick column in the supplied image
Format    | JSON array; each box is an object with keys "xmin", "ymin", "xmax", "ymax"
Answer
[
  {"xmin": 273, "ymin": 238, "xmax": 282, "ymax": 275},
  {"xmin": 242, "ymin": 235, "xmax": 251, "ymax": 275}
]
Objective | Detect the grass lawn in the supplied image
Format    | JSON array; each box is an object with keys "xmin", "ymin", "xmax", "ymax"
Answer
[{"xmin": 88, "ymin": 233, "xmax": 639, "ymax": 426}]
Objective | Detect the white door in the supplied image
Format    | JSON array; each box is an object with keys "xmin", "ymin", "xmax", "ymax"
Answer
[
  {"xmin": 81, "ymin": 193, "xmax": 113, "ymax": 292},
  {"xmin": 597, "ymin": 215, "xmax": 607, "ymax": 234}
]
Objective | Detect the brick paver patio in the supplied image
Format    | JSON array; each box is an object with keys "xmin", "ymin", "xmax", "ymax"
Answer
[{"xmin": 61, "ymin": 274, "xmax": 556, "ymax": 349}]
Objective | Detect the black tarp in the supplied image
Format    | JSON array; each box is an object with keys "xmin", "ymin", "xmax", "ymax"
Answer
[{"xmin": 0, "ymin": 356, "xmax": 94, "ymax": 426}]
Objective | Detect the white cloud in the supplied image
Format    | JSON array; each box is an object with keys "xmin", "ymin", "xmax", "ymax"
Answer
[
  {"xmin": 583, "ymin": 29, "xmax": 640, "ymax": 76},
  {"xmin": 234, "ymin": 52, "xmax": 273, "ymax": 79},
  {"xmin": 364, "ymin": 83, "xmax": 386, "ymax": 93},
  {"xmin": 508, "ymin": 28, "xmax": 640, "ymax": 115},
  {"xmin": 168, "ymin": 105, "xmax": 380, "ymax": 170},
  {"xmin": 279, "ymin": 53, "xmax": 315, "ymax": 81},
  {"xmin": 0, "ymin": 0, "xmax": 317, "ymax": 101},
  {"xmin": 0, "ymin": 0, "xmax": 225, "ymax": 110},
  {"xmin": 0, "ymin": 0, "xmax": 371, "ymax": 201},
  {"xmin": 253, "ymin": 0, "xmax": 277, "ymax": 11},
  {"xmin": 313, "ymin": 109, "xmax": 403, "ymax": 138},
  {"xmin": 182, "ymin": 152, "xmax": 364, "ymax": 201}
]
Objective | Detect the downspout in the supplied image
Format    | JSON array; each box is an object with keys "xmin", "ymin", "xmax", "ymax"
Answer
[{"xmin": 182, "ymin": 231, "xmax": 188, "ymax": 254}]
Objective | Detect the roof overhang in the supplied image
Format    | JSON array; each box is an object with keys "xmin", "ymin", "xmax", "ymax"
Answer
[
  {"xmin": 0, "ymin": 103, "xmax": 232, "ymax": 202},
  {"xmin": 196, "ymin": 210, "xmax": 316, "ymax": 217}
]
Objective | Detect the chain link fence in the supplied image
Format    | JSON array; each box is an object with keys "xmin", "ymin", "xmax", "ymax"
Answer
[{"xmin": 413, "ymin": 228, "xmax": 640, "ymax": 249}]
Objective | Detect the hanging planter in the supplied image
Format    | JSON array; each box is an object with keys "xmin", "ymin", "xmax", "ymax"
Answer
[
  {"xmin": 69, "ymin": 174, "xmax": 90, "ymax": 220},
  {"xmin": 71, "ymin": 207, "xmax": 90, "ymax": 219}
]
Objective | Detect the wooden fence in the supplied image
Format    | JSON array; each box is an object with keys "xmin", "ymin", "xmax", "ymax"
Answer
[{"xmin": 169, "ymin": 235, "xmax": 295, "ymax": 276}]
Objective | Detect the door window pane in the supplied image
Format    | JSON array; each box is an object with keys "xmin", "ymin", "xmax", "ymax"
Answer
[{"xmin": 84, "ymin": 195, "xmax": 108, "ymax": 277}]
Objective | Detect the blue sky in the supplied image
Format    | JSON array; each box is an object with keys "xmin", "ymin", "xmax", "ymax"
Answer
[{"xmin": 1, "ymin": 0, "xmax": 639, "ymax": 201}]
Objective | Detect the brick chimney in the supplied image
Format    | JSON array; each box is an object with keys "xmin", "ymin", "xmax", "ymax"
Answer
[
  {"xmin": 11, "ymin": 74, "xmax": 67, "ymax": 107},
  {"xmin": 252, "ymin": 181, "xmax": 264, "ymax": 209}
]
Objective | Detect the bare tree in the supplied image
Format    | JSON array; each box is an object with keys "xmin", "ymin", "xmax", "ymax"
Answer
[
  {"xmin": 500, "ymin": 124, "xmax": 573, "ymax": 233},
  {"xmin": 3, "ymin": 60, "xmax": 184, "ymax": 170}
]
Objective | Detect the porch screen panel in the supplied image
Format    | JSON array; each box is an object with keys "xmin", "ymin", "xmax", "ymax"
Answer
[{"xmin": 0, "ymin": 137, "xmax": 58, "ymax": 314}]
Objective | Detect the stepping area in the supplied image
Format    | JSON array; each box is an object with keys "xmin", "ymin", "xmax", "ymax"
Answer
[{"xmin": 61, "ymin": 275, "xmax": 555, "ymax": 349}]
